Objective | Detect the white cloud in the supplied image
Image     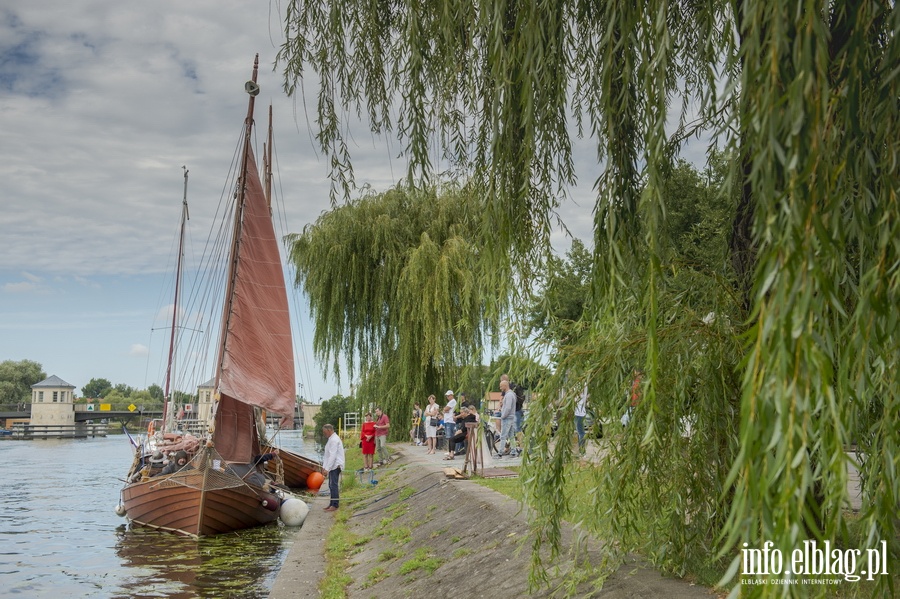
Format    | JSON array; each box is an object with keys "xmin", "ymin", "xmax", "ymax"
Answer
[
  {"xmin": 71, "ymin": 275, "xmax": 101, "ymax": 288},
  {"xmin": 3, "ymin": 281, "xmax": 38, "ymax": 293},
  {"xmin": 0, "ymin": 2, "xmax": 603, "ymax": 279},
  {"xmin": 129, "ymin": 344, "xmax": 149, "ymax": 357},
  {"xmin": 155, "ymin": 304, "xmax": 177, "ymax": 324},
  {"xmin": 0, "ymin": 1, "xmax": 340, "ymax": 278}
]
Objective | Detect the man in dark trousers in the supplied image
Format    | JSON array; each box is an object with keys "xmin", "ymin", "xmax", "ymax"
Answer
[
  {"xmin": 373, "ymin": 407, "xmax": 391, "ymax": 465},
  {"xmin": 321, "ymin": 424, "xmax": 345, "ymax": 512},
  {"xmin": 501, "ymin": 373, "xmax": 525, "ymax": 437}
]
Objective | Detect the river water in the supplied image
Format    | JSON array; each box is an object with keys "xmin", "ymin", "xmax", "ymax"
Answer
[{"xmin": 0, "ymin": 432, "xmax": 320, "ymax": 598}]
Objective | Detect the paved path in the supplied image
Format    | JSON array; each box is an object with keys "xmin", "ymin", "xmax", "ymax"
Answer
[
  {"xmin": 392, "ymin": 436, "xmax": 524, "ymax": 470},
  {"xmin": 268, "ymin": 493, "xmax": 332, "ymax": 599}
]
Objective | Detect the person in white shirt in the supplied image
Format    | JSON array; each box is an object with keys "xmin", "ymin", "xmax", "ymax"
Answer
[
  {"xmin": 321, "ymin": 424, "xmax": 345, "ymax": 512},
  {"xmin": 575, "ymin": 385, "xmax": 588, "ymax": 455},
  {"xmin": 442, "ymin": 390, "xmax": 457, "ymax": 453}
]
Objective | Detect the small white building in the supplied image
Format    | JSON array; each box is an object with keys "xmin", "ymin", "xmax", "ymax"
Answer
[{"xmin": 30, "ymin": 375, "xmax": 76, "ymax": 426}]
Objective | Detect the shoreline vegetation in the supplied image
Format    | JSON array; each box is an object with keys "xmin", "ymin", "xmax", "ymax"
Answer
[
  {"xmin": 278, "ymin": 441, "xmax": 896, "ymax": 599},
  {"xmin": 312, "ymin": 444, "xmax": 674, "ymax": 598}
]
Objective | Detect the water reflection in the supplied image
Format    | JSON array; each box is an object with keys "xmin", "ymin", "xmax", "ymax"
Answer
[
  {"xmin": 0, "ymin": 436, "xmax": 317, "ymax": 598},
  {"xmin": 113, "ymin": 522, "xmax": 289, "ymax": 598}
]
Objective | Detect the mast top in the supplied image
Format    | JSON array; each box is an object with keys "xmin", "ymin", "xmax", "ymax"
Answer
[{"xmin": 244, "ymin": 54, "xmax": 260, "ymax": 96}]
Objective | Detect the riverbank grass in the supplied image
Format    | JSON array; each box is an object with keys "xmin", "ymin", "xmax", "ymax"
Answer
[
  {"xmin": 319, "ymin": 444, "xmax": 410, "ymax": 598},
  {"xmin": 473, "ymin": 461, "xmax": 898, "ymax": 597}
]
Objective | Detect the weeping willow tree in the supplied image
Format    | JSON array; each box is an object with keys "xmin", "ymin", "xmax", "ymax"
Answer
[
  {"xmin": 279, "ymin": 1, "xmax": 899, "ymax": 596},
  {"xmin": 287, "ymin": 185, "xmax": 501, "ymax": 429},
  {"xmin": 518, "ymin": 152, "xmax": 746, "ymax": 588}
]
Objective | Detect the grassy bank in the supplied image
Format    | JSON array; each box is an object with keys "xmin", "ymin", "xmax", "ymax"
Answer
[
  {"xmin": 319, "ymin": 440, "xmax": 363, "ymax": 598},
  {"xmin": 317, "ymin": 443, "xmax": 895, "ymax": 597},
  {"xmin": 474, "ymin": 457, "xmax": 896, "ymax": 597}
]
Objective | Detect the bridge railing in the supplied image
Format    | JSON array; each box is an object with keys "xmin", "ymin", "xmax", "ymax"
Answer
[{"xmin": 8, "ymin": 422, "xmax": 108, "ymax": 440}]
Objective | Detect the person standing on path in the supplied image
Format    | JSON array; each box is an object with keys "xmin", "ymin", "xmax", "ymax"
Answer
[
  {"xmin": 442, "ymin": 390, "xmax": 457, "ymax": 454},
  {"xmin": 423, "ymin": 395, "xmax": 440, "ymax": 454},
  {"xmin": 497, "ymin": 380, "xmax": 518, "ymax": 457},
  {"xmin": 374, "ymin": 407, "xmax": 391, "ymax": 465},
  {"xmin": 501, "ymin": 373, "xmax": 525, "ymax": 436},
  {"xmin": 575, "ymin": 385, "xmax": 587, "ymax": 455},
  {"xmin": 360, "ymin": 412, "xmax": 376, "ymax": 471},
  {"xmin": 622, "ymin": 368, "xmax": 644, "ymax": 427},
  {"xmin": 410, "ymin": 402, "xmax": 423, "ymax": 445},
  {"xmin": 630, "ymin": 369, "xmax": 644, "ymax": 408},
  {"xmin": 321, "ymin": 424, "xmax": 345, "ymax": 512}
]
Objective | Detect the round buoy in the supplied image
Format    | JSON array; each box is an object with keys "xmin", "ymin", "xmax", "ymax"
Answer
[
  {"xmin": 279, "ymin": 497, "xmax": 309, "ymax": 526},
  {"xmin": 306, "ymin": 471, "xmax": 324, "ymax": 491},
  {"xmin": 115, "ymin": 504, "xmax": 127, "ymax": 517}
]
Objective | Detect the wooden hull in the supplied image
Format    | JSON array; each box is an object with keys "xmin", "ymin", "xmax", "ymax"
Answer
[
  {"xmin": 263, "ymin": 445, "xmax": 320, "ymax": 489},
  {"xmin": 122, "ymin": 462, "xmax": 279, "ymax": 537}
]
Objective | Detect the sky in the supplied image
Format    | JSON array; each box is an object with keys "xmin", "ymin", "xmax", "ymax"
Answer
[{"xmin": 0, "ymin": 2, "xmax": 703, "ymax": 403}]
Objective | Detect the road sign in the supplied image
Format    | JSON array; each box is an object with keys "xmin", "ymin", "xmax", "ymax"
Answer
[
  {"xmin": 100, "ymin": 404, "xmax": 111, "ymax": 411},
  {"xmin": 128, "ymin": 404, "xmax": 137, "ymax": 412},
  {"xmin": 86, "ymin": 404, "xmax": 95, "ymax": 411}
]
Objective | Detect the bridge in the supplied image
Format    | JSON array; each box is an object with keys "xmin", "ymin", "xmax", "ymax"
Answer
[
  {"xmin": 73, "ymin": 410, "xmax": 163, "ymax": 423},
  {"xmin": 1, "ymin": 405, "xmax": 298, "ymax": 428},
  {"xmin": 0, "ymin": 405, "xmax": 162, "ymax": 424}
]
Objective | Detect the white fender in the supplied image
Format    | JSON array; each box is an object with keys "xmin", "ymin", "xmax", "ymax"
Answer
[{"xmin": 279, "ymin": 497, "xmax": 309, "ymax": 527}]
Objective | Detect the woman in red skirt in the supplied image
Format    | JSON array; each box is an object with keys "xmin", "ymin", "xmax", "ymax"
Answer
[{"xmin": 360, "ymin": 412, "xmax": 376, "ymax": 471}]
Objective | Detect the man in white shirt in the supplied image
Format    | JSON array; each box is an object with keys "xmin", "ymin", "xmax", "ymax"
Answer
[
  {"xmin": 443, "ymin": 390, "xmax": 457, "ymax": 453},
  {"xmin": 321, "ymin": 423, "xmax": 345, "ymax": 512},
  {"xmin": 498, "ymin": 380, "xmax": 518, "ymax": 457},
  {"xmin": 575, "ymin": 385, "xmax": 588, "ymax": 455}
]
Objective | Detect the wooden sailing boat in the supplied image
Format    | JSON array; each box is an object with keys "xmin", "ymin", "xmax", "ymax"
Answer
[{"xmin": 120, "ymin": 56, "xmax": 303, "ymax": 536}]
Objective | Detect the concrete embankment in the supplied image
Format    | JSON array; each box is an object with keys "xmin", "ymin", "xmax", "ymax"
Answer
[
  {"xmin": 270, "ymin": 445, "xmax": 715, "ymax": 598},
  {"xmin": 268, "ymin": 491, "xmax": 332, "ymax": 598}
]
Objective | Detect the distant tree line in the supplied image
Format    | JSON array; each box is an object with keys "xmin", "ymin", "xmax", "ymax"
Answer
[{"xmin": 0, "ymin": 359, "xmax": 45, "ymax": 405}]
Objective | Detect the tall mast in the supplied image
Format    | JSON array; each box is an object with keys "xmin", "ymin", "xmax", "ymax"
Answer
[
  {"xmin": 258, "ymin": 104, "xmax": 274, "ymax": 435},
  {"xmin": 162, "ymin": 166, "xmax": 189, "ymax": 429},
  {"xmin": 214, "ymin": 55, "xmax": 259, "ymax": 395},
  {"xmin": 265, "ymin": 104, "xmax": 273, "ymax": 210}
]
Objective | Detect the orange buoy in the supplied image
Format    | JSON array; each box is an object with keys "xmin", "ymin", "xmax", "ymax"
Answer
[{"xmin": 306, "ymin": 471, "xmax": 324, "ymax": 491}]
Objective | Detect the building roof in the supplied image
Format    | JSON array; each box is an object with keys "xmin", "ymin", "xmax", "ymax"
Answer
[
  {"xmin": 198, "ymin": 378, "xmax": 215, "ymax": 389},
  {"xmin": 31, "ymin": 375, "xmax": 75, "ymax": 389}
]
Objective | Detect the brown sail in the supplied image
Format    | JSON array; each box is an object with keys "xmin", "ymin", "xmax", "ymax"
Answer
[
  {"xmin": 120, "ymin": 55, "xmax": 308, "ymax": 537},
  {"xmin": 214, "ymin": 144, "xmax": 295, "ymax": 463}
]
